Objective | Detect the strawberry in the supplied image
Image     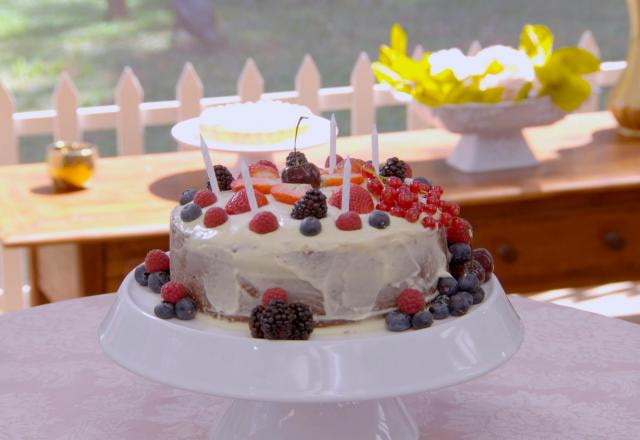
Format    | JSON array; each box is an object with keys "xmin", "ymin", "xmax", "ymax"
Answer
[
  {"xmin": 447, "ymin": 217, "xmax": 473, "ymax": 244},
  {"xmin": 328, "ymin": 184, "xmax": 374, "ymax": 214},
  {"xmin": 335, "ymin": 158, "xmax": 366, "ymax": 175},
  {"xmin": 249, "ymin": 211, "xmax": 279, "ymax": 234},
  {"xmin": 249, "ymin": 162, "xmax": 279, "ymax": 178},
  {"xmin": 256, "ymin": 160, "xmax": 278, "ymax": 173},
  {"xmin": 320, "ymin": 173, "xmax": 365, "ymax": 187},
  {"xmin": 144, "ymin": 249, "xmax": 170, "ymax": 273},
  {"xmin": 271, "ymin": 183, "xmax": 312, "ymax": 205},
  {"xmin": 335, "ymin": 211, "xmax": 362, "ymax": 231},
  {"xmin": 324, "ymin": 154, "xmax": 344, "ymax": 168},
  {"xmin": 230, "ymin": 177, "xmax": 280, "ymax": 194},
  {"xmin": 225, "ymin": 189, "xmax": 269, "ymax": 215}
]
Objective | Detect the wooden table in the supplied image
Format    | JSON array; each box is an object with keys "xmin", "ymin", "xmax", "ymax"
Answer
[{"xmin": 1, "ymin": 111, "xmax": 640, "ymax": 310}]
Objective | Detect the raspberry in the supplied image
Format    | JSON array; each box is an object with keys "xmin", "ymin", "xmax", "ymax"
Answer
[
  {"xmin": 249, "ymin": 211, "xmax": 279, "ymax": 234},
  {"xmin": 262, "ymin": 287, "xmax": 289, "ymax": 306},
  {"xmin": 441, "ymin": 201, "xmax": 460, "ymax": 217},
  {"xmin": 447, "ymin": 217, "xmax": 473, "ymax": 244},
  {"xmin": 328, "ymin": 184, "xmax": 374, "ymax": 214},
  {"xmin": 160, "ymin": 281, "xmax": 189, "ymax": 304},
  {"xmin": 396, "ymin": 288, "xmax": 425, "ymax": 315},
  {"xmin": 144, "ymin": 249, "xmax": 170, "ymax": 273},
  {"xmin": 203, "ymin": 207, "xmax": 228, "ymax": 228},
  {"xmin": 421, "ymin": 216, "xmax": 437, "ymax": 229},
  {"xmin": 193, "ymin": 189, "xmax": 217, "ymax": 208},
  {"xmin": 335, "ymin": 211, "xmax": 362, "ymax": 231}
]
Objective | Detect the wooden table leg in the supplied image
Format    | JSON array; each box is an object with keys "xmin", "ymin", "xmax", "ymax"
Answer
[{"xmin": 0, "ymin": 246, "xmax": 26, "ymax": 311}]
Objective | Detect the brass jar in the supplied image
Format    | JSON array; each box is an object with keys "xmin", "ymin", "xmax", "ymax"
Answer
[{"xmin": 47, "ymin": 141, "xmax": 97, "ymax": 190}]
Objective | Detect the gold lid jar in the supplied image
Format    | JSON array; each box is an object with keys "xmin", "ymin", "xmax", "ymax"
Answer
[{"xmin": 47, "ymin": 141, "xmax": 97, "ymax": 190}]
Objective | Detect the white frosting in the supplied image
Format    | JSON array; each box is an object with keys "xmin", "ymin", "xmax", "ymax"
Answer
[
  {"xmin": 200, "ymin": 101, "xmax": 311, "ymax": 133},
  {"xmin": 170, "ymin": 188, "xmax": 450, "ymax": 322}
]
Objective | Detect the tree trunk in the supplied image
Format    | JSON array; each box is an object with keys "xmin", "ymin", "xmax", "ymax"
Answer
[{"xmin": 107, "ymin": 0, "xmax": 128, "ymax": 20}]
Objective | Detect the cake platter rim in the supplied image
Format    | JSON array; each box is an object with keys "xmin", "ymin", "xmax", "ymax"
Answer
[{"xmin": 98, "ymin": 270, "xmax": 524, "ymax": 403}]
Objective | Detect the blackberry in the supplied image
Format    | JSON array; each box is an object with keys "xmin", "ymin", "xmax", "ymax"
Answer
[
  {"xmin": 206, "ymin": 165, "xmax": 233, "ymax": 191},
  {"xmin": 291, "ymin": 188, "xmax": 327, "ymax": 219},
  {"xmin": 286, "ymin": 151, "xmax": 308, "ymax": 167},
  {"xmin": 289, "ymin": 303, "xmax": 315, "ymax": 340},
  {"xmin": 249, "ymin": 305, "xmax": 265, "ymax": 338},
  {"xmin": 379, "ymin": 157, "xmax": 408, "ymax": 180},
  {"xmin": 260, "ymin": 300, "xmax": 294, "ymax": 340}
]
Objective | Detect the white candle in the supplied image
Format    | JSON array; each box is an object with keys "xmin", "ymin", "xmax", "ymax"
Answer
[
  {"xmin": 200, "ymin": 135, "xmax": 220, "ymax": 195},
  {"xmin": 240, "ymin": 159, "xmax": 259, "ymax": 213},
  {"xmin": 329, "ymin": 114, "xmax": 337, "ymax": 174},
  {"xmin": 371, "ymin": 124, "xmax": 379, "ymax": 174},
  {"xmin": 341, "ymin": 156, "xmax": 351, "ymax": 212}
]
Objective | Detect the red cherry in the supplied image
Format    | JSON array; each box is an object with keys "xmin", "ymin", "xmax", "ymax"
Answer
[
  {"xmin": 397, "ymin": 191, "xmax": 414, "ymax": 209},
  {"xmin": 390, "ymin": 205, "xmax": 405, "ymax": 217},
  {"xmin": 439, "ymin": 212, "xmax": 452, "ymax": 227},
  {"xmin": 409, "ymin": 180, "xmax": 421, "ymax": 193},
  {"xmin": 387, "ymin": 176, "xmax": 403, "ymax": 189},
  {"xmin": 423, "ymin": 203, "xmax": 437, "ymax": 215},
  {"xmin": 419, "ymin": 182, "xmax": 430, "ymax": 193},
  {"xmin": 367, "ymin": 178, "xmax": 384, "ymax": 196},
  {"xmin": 381, "ymin": 187, "xmax": 398, "ymax": 204},
  {"xmin": 421, "ymin": 216, "xmax": 437, "ymax": 229},
  {"xmin": 376, "ymin": 202, "xmax": 391, "ymax": 212},
  {"xmin": 442, "ymin": 201, "xmax": 461, "ymax": 217},
  {"xmin": 431, "ymin": 185, "xmax": 444, "ymax": 198},
  {"xmin": 426, "ymin": 194, "xmax": 439, "ymax": 206},
  {"xmin": 404, "ymin": 207, "xmax": 420, "ymax": 223}
]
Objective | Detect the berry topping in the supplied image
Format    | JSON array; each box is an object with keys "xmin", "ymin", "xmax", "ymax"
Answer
[
  {"xmin": 225, "ymin": 189, "xmax": 268, "ymax": 215},
  {"xmin": 281, "ymin": 162, "xmax": 322, "ymax": 188},
  {"xmin": 368, "ymin": 211, "xmax": 391, "ymax": 229},
  {"xmin": 431, "ymin": 185, "xmax": 444, "ymax": 198},
  {"xmin": 404, "ymin": 207, "xmax": 420, "ymax": 223},
  {"xmin": 421, "ymin": 216, "xmax": 437, "ymax": 229},
  {"xmin": 179, "ymin": 188, "xmax": 197, "ymax": 205},
  {"xmin": 446, "ymin": 217, "xmax": 473, "ymax": 244},
  {"xmin": 449, "ymin": 292, "xmax": 471, "ymax": 316},
  {"xmin": 379, "ymin": 157, "xmax": 408, "ymax": 180},
  {"xmin": 286, "ymin": 151, "xmax": 308, "ymax": 167},
  {"xmin": 154, "ymin": 302, "xmax": 175, "ymax": 319},
  {"xmin": 300, "ymin": 216, "xmax": 322, "ymax": 236},
  {"xmin": 320, "ymin": 173, "xmax": 365, "ymax": 187},
  {"xmin": 328, "ymin": 184, "xmax": 374, "ymax": 214},
  {"xmin": 473, "ymin": 248, "xmax": 494, "ymax": 277},
  {"xmin": 396, "ymin": 288, "xmax": 425, "ymax": 315},
  {"xmin": 249, "ymin": 305, "xmax": 265, "ymax": 338},
  {"xmin": 249, "ymin": 162, "xmax": 280, "ymax": 178},
  {"xmin": 469, "ymin": 286, "xmax": 485, "ymax": 304},
  {"xmin": 272, "ymin": 183, "xmax": 312, "ymax": 205},
  {"xmin": 366, "ymin": 177, "xmax": 384, "ymax": 195},
  {"xmin": 324, "ymin": 154, "xmax": 344, "ymax": 168},
  {"xmin": 175, "ymin": 297, "xmax": 197, "ymax": 320},
  {"xmin": 458, "ymin": 272, "xmax": 480, "ymax": 291},
  {"xmin": 386, "ymin": 310, "xmax": 412, "ymax": 332},
  {"xmin": 442, "ymin": 201, "xmax": 461, "ymax": 217},
  {"xmin": 148, "ymin": 271, "xmax": 170, "ymax": 293},
  {"xmin": 291, "ymin": 188, "xmax": 328, "ymax": 219},
  {"xmin": 193, "ymin": 189, "xmax": 217, "ymax": 208},
  {"xmin": 460, "ymin": 291, "xmax": 474, "ymax": 307},
  {"xmin": 404, "ymin": 162, "xmax": 413, "ymax": 178},
  {"xmin": 380, "ymin": 186, "xmax": 398, "ymax": 205},
  {"xmin": 289, "ymin": 302, "xmax": 315, "ymax": 340},
  {"xmin": 429, "ymin": 302, "xmax": 450, "ymax": 320},
  {"xmin": 390, "ymin": 205, "xmax": 405, "ymax": 217},
  {"xmin": 465, "ymin": 259, "xmax": 487, "ymax": 283},
  {"xmin": 413, "ymin": 176, "xmax": 433, "ymax": 189},
  {"xmin": 160, "ymin": 281, "xmax": 189, "ymax": 304},
  {"xmin": 181, "ymin": 203, "xmax": 202, "ymax": 222},
  {"xmin": 376, "ymin": 202, "xmax": 391, "ymax": 212},
  {"xmin": 387, "ymin": 176, "xmax": 403, "ymax": 189},
  {"xmin": 397, "ymin": 190, "xmax": 414, "ymax": 209},
  {"xmin": 262, "ymin": 287, "xmax": 289, "ymax": 306},
  {"xmin": 437, "ymin": 277, "xmax": 459, "ymax": 297},
  {"xmin": 438, "ymin": 212, "xmax": 452, "ymax": 227},
  {"xmin": 134, "ymin": 264, "xmax": 149, "ymax": 286},
  {"xmin": 145, "ymin": 249, "xmax": 170, "ymax": 273},
  {"xmin": 412, "ymin": 310, "xmax": 434, "ymax": 329},
  {"xmin": 423, "ymin": 203, "xmax": 437, "ymax": 215},
  {"xmin": 449, "ymin": 243, "xmax": 472, "ymax": 265},
  {"xmin": 203, "ymin": 207, "xmax": 228, "ymax": 228},
  {"xmin": 260, "ymin": 300, "xmax": 295, "ymax": 340},
  {"xmin": 249, "ymin": 211, "xmax": 279, "ymax": 234},
  {"xmin": 335, "ymin": 211, "xmax": 362, "ymax": 231},
  {"xmin": 230, "ymin": 177, "xmax": 280, "ymax": 194},
  {"xmin": 212, "ymin": 165, "xmax": 234, "ymax": 191},
  {"xmin": 409, "ymin": 180, "xmax": 422, "ymax": 193}
]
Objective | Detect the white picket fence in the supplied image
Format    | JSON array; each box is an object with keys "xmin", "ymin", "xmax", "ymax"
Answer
[{"xmin": 0, "ymin": 31, "xmax": 629, "ymax": 311}]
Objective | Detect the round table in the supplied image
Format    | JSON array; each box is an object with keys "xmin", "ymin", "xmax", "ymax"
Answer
[{"xmin": 1, "ymin": 295, "xmax": 639, "ymax": 440}]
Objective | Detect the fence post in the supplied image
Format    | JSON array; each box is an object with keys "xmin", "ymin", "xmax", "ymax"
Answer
[
  {"xmin": 350, "ymin": 52, "xmax": 375, "ymax": 135},
  {"xmin": 0, "ymin": 82, "xmax": 17, "ymax": 165},
  {"xmin": 578, "ymin": 30, "xmax": 601, "ymax": 113},
  {"xmin": 176, "ymin": 62, "xmax": 203, "ymax": 150},
  {"xmin": 295, "ymin": 54, "xmax": 321, "ymax": 114},
  {"xmin": 116, "ymin": 67, "xmax": 144, "ymax": 155},
  {"xmin": 237, "ymin": 58, "xmax": 264, "ymax": 102},
  {"xmin": 53, "ymin": 72, "xmax": 81, "ymax": 143}
]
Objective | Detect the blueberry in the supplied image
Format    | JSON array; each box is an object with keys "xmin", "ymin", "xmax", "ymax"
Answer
[
  {"xmin": 154, "ymin": 301, "xmax": 175, "ymax": 319},
  {"xmin": 300, "ymin": 216, "xmax": 322, "ymax": 236},
  {"xmin": 368, "ymin": 211, "xmax": 391, "ymax": 229},
  {"xmin": 470, "ymin": 286, "xmax": 485, "ymax": 304},
  {"xmin": 430, "ymin": 302, "xmax": 449, "ymax": 320},
  {"xmin": 449, "ymin": 292, "xmax": 471, "ymax": 316},
  {"xmin": 134, "ymin": 264, "xmax": 149, "ymax": 286},
  {"xmin": 449, "ymin": 243, "xmax": 472, "ymax": 265},
  {"xmin": 175, "ymin": 297, "xmax": 197, "ymax": 320},
  {"xmin": 180, "ymin": 203, "xmax": 202, "ymax": 222},
  {"xmin": 413, "ymin": 176, "xmax": 433, "ymax": 188},
  {"xmin": 412, "ymin": 310, "xmax": 434, "ymax": 329},
  {"xmin": 432, "ymin": 294, "xmax": 450, "ymax": 306},
  {"xmin": 437, "ymin": 277, "xmax": 458, "ymax": 297},
  {"xmin": 460, "ymin": 291, "xmax": 474, "ymax": 307},
  {"xmin": 458, "ymin": 272, "xmax": 480, "ymax": 291},
  {"xmin": 148, "ymin": 271, "xmax": 170, "ymax": 293},
  {"xmin": 385, "ymin": 311, "xmax": 411, "ymax": 332},
  {"xmin": 180, "ymin": 188, "xmax": 197, "ymax": 205}
]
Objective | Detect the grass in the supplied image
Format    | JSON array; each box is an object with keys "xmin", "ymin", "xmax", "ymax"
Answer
[{"xmin": 0, "ymin": 0, "xmax": 628, "ymax": 162}]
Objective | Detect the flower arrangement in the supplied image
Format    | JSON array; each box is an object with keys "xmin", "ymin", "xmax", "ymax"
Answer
[{"xmin": 372, "ymin": 24, "xmax": 600, "ymax": 111}]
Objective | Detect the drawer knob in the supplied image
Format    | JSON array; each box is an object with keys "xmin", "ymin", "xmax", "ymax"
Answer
[
  {"xmin": 497, "ymin": 243, "xmax": 518, "ymax": 263},
  {"xmin": 604, "ymin": 231, "xmax": 626, "ymax": 251}
]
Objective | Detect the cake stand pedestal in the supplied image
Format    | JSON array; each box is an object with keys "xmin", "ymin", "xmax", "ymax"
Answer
[{"xmin": 99, "ymin": 273, "xmax": 523, "ymax": 439}]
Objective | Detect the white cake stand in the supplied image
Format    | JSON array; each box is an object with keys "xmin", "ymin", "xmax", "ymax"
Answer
[{"xmin": 99, "ymin": 272, "xmax": 523, "ymax": 439}]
